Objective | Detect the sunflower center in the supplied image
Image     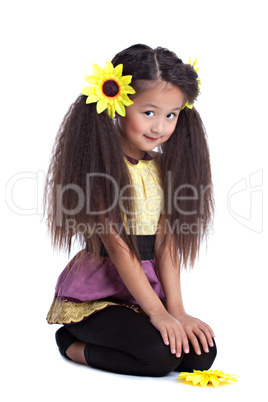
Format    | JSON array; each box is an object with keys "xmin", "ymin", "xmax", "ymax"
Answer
[{"xmin": 102, "ymin": 80, "xmax": 119, "ymax": 97}]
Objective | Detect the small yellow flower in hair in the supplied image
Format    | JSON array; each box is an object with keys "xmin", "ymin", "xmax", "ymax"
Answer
[
  {"xmin": 181, "ymin": 58, "xmax": 202, "ymax": 110},
  {"xmin": 81, "ymin": 60, "xmax": 136, "ymax": 119},
  {"xmin": 177, "ymin": 369, "xmax": 238, "ymax": 388}
]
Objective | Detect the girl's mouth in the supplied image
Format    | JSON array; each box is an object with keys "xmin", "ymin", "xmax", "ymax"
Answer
[{"xmin": 144, "ymin": 135, "xmax": 158, "ymax": 141}]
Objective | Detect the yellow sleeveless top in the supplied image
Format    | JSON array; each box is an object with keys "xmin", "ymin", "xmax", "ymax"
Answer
[{"xmin": 124, "ymin": 153, "xmax": 163, "ymax": 235}]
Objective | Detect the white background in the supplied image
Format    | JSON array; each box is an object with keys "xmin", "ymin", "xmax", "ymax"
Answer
[{"xmin": 1, "ymin": 0, "xmax": 267, "ymax": 401}]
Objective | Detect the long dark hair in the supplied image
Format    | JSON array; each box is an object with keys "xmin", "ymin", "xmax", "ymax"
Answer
[{"xmin": 43, "ymin": 44, "xmax": 214, "ymax": 268}]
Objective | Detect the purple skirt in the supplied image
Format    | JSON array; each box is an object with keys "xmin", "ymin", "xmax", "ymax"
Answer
[{"xmin": 47, "ymin": 250, "xmax": 165, "ymax": 324}]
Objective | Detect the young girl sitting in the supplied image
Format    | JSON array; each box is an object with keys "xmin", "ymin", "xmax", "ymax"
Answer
[{"xmin": 45, "ymin": 44, "xmax": 217, "ymax": 377}]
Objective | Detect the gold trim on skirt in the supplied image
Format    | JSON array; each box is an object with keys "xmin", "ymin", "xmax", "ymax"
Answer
[{"xmin": 46, "ymin": 297, "xmax": 146, "ymax": 324}]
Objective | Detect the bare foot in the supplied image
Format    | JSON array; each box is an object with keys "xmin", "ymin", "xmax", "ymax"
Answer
[{"xmin": 66, "ymin": 341, "xmax": 88, "ymax": 365}]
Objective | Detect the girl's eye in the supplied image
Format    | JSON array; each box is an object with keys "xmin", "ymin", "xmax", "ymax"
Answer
[
  {"xmin": 167, "ymin": 113, "xmax": 176, "ymax": 119},
  {"xmin": 144, "ymin": 111, "xmax": 154, "ymax": 117}
]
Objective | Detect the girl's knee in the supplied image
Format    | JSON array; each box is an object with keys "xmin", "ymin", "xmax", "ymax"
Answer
[
  {"xmin": 146, "ymin": 343, "xmax": 184, "ymax": 377},
  {"xmin": 192, "ymin": 339, "xmax": 217, "ymax": 371},
  {"xmin": 174, "ymin": 338, "xmax": 217, "ymax": 373},
  {"xmin": 200, "ymin": 339, "xmax": 217, "ymax": 370}
]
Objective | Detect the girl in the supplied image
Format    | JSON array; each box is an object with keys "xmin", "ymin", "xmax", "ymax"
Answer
[{"xmin": 45, "ymin": 44, "xmax": 217, "ymax": 377}]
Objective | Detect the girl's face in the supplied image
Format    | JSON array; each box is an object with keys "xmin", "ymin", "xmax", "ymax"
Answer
[{"xmin": 119, "ymin": 82, "xmax": 184, "ymax": 159}]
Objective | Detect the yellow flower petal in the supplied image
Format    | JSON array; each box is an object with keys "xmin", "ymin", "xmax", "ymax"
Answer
[
  {"xmin": 81, "ymin": 86, "xmax": 95, "ymax": 96},
  {"xmin": 192, "ymin": 374, "xmax": 204, "ymax": 385},
  {"xmin": 85, "ymin": 75, "xmax": 99, "ymax": 85},
  {"xmin": 114, "ymin": 64, "xmax": 123, "ymax": 78},
  {"xmin": 85, "ymin": 93, "xmax": 100, "ymax": 104},
  {"xmin": 210, "ymin": 375, "xmax": 220, "ymax": 387},
  {"xmin": 177, "ymin": 372, "xmax": 188, "ymax": 380},
  {"xmin": 218, "ymin": 373, "xmax": 238, "ymax": 382},
  {"xmin": 96, "ymin": 98, "xmax": 108, "ymax": 114},
  {"xmin": 120, "ymin": 75, "xmax": 132, "ymax": 85},
  {"xmin": 92, "ymin": 63, "xmax": 103, "ymax": 79},
  {"xmin": 200, "ymin": 375, "xmax": 209, "ymax": 387},
  {"xmin": 181, "ymin": 101, "xmax": 193, "ymax": 110},
  {"xmin": 95, "ymin": 87, "xmax": 103, "ymax": 97},
  {"xmin": 123, "ymin": 85, "xmax": 136, "ymax": 95},
  {"xmin": 115, "ymin": 101, "xmax": 126, "ymax": 117},
  {"xmin": 104, "ymin": 59, "xmax": 114, "ymax": 74},
  {"xmin": 107, "ymin": 104, "xmax": 115, "ymax": 119},
  {"xmin": 121, "ymin": 93, "xmax": 134, "ymax": 106},
  {"xmin": 192, "ymin": 58, "xmax": 198, "ymax": 68},
  {"xmin": 185, "ymin": 374, "xmax": 194, "ymax": 382}
]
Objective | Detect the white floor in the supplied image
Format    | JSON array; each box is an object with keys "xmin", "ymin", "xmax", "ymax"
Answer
[{"xmin": 3, "ymin": 321, "xmax": 262, "ymax": 402}]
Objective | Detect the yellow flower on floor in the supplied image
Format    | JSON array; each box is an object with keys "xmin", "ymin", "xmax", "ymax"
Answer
[
  {"xmin": 81, "ymin": 60, "xmax": 136, "ymax": 119},
  {"xmin": 177, "ymin": 369, "xmax": 238, "ymax": 388},
  {"xmin": 182, "ymin": 58, "xmax": 202, "ymax": 110}
]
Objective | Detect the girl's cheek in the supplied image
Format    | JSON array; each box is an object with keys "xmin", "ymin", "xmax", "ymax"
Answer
[{"xmin": 126, "ymin": 120, "xmax": 142, "ymax": 135}]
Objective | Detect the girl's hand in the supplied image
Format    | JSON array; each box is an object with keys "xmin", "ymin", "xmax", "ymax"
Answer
[
  {"xmin": 149, "ymin": 311, "xmax": 190, "ymax": 357},
  {"xmin": 173, "ymin": 313, "xmax": 215, "ymax": 355}
]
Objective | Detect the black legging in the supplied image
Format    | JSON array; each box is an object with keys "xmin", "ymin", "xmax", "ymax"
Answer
[{"xmin": 56, "ymin": 306, "xmax": 217, "ymax": 377}]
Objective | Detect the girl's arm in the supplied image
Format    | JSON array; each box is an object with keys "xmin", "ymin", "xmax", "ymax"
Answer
[
  {"xmin": 100, "ymin": 223, "xmax": 189, "ymax": 358},
  {"xmin": 155, "ymin": 214, "xmax": 215, "ymax": 355}
]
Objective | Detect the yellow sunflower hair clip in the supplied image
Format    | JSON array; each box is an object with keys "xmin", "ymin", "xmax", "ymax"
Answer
[
  {"xmin": 177, "ymin": 369, "xmax": 238, "ymax": 388},
  {"xmin": 181, "ymin": 58, "xmax": 202, "ymax": 110},
  {"xmin": 81, "ymin": 60, "xmax": 136, "ymax": 119}
]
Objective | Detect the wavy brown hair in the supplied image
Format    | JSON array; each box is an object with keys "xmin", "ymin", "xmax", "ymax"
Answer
[{"xmin": 43, "ymin": 44, "xmax": 214, "ymax": 268}]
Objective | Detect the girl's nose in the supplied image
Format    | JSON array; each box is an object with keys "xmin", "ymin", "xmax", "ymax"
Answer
[{"xmin": 151, "ymin": 118, "xmax": 163, "ymax": 134}]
